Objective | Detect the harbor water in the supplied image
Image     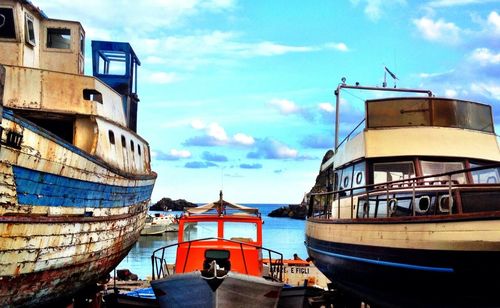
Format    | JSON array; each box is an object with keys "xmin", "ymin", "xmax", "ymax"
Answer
[{"xmin": 116, "ymin": 204, "xmax": 307, "ymax": 279}]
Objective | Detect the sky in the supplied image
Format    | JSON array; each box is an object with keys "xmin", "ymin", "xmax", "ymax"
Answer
[{"xmin": 34, "ymin": 0, "xmax": 500, "ymax": 203}]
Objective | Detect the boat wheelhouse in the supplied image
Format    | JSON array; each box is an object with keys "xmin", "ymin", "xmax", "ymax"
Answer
[
  {"xmin": 305, "ymin": 82, "xmax": 500, "ymax": 307},
  {"xmin": 151, "ymin": 192, "xmax": 284, "ymax": 308},
  {"xmin": 0, "ymin": 1, "xmax": 156, "ymax": 306}
]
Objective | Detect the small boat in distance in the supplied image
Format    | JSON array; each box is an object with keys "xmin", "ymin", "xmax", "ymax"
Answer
[
  {"xmin": 0, "ymin": 1, "xmax": 156, "ymax": 306},
  {"xmin": 150, "ymin": 191, "xmax": 284, "ymax": 308},
  {"xmin": 305, "ymin": 80, "xmax": 500, "ymax": 307},
  {"xmin": 141, "ymin": 214, "xmax": 178, "ymax": 235}
]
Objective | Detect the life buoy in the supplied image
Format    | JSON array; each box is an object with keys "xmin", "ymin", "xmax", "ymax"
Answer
[
  {"xmin": 439, "ymin": 195, "xmax": 453, "ymax": 213},
  {"xmin": 415, "ymin": 196, "xmax": 431, "ymax": 214}
]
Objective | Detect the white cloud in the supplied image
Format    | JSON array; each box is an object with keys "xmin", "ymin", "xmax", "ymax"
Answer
[
  {"xmin": 207, "ymin": 122, "xmax": 228, "ymax": 141},
  {"xmin": 413, "ymin": 17, "xmax": 461, "ymax": 44},
  {"xmin": 147, "ymin": 72, "xmax": 179, "ymax": 84},
  {"xmin": 169, "ymin": 149, "xmax": 192, "ymax": 158},
  {"xmin": 471, "ymin": 83, "xmax": 500, "ymax": 100},
  {"xmin": 350, "ymin": 0, "xmax": 406, "ymax": 22},
  {"xmin": 470, "ymin": 48, "xmax": 500, "ymax": 65},
  {"xmin": 233, "ymin": 133, "xmax": 255, "ymax": 145},
  {"xmin": 318, "ymin": 102, "xmax": 335, "ymax": 113},
  {"xmin": 269, "ymin": 99, "xmax": 299, "ymax": 114},
  {"xmin": 427, "ymin": 0, "xmax": 498, "ymax": 8},
  {"xmin": 325, "ymin": 42, "xmax": 349, "ymax": 52},
  {"xmin": 444, "ymin": 89, "xmax": 458, "ymax": 97},
  {"xmin": 250, "ymin": 42, "xmax": 316, "ymax": 56},
  {"xmin": 487, "ymin": 11, "xmax": 500, "ymax": 34}
]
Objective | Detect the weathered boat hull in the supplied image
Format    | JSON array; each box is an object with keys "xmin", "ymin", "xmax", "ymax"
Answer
[
  {"xmin": 0, "ymin": 110, "xmax": 155, "ymax": 306},
  {"xmin": 151, "ymin": 271, "xmax": 282, "ymax": 308},
  {"xmin": 306, "ymin": 218, "xmax": 500, "ymax": 307}
]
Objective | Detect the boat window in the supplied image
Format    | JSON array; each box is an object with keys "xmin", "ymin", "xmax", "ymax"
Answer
[
  {"xmin": 24, "ymin": 13, "xmax": 35, "ymax": 46},
  {"xmin": 420, "ymin": 161, "xmax": 466, "ymax": 184},
  {"xmin": 130, "ymin": 140, "xmax": 134, "ymax": 152},
  {"xmin": 373, "ymin": 161, "xmax": 415, "ymax": 185},
  {"xmin": 224, "ymin": 222, "xmax": 257, "ymax": 242},
  {"xmin": 352, "ymin": 161, "xmax": 366, "ymax": 194},
  {"xmin": 108, "ymin": 130, "xmax": 115, "ymax": 144},
  {"xmin": 367, "ymin": 99, "xmax": 430, "ymax": 128},
  {"xmin": 183, "ymin": 222, "xmax": 217, "ymax": 241},
  {"xmin": 80, "ymin": 31, "xmax": 85, "ymax": 55},
  {"xmin": 0, "ymin": 7, "xmax": 16, "ymax": 39},
  {"xmin": 433, "ymin": 99, "xmax": 493, "ymax": 133},
  {"xmin": 83, "ymin": 89, "xmax": 103, "ymax": 103},
  {"xmin": 47, "ymin": 28, "xmax": 71, "ymax": 49},
  {"xmin": 121, "ymin": 135, "xmax": 126, "ymax": 148},
  {"xmin": 138, "ymin": 145, "xmax": 142, "ymax": 156},
  {"xmin": 339, "ymin": 165, "xmax": 354, "ymax": 196},
  {"xmin": 367, "ymin": 98, "xmax": 494, "ymax": 133},
  {"xmin": 470, "ymin": 163, "xmax": 500, "ymax": 184}
]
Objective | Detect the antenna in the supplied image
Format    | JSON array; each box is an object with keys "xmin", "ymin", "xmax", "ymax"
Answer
[{"xmin": 384, "ymin": 66, "xmax": 398, "ymax": 88}]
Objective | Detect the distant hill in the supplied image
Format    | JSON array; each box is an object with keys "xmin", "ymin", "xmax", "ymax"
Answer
[
  {"xmin": 150, "ymin": 198, "xmax": 197, "ymax": 211},
  {"xmin": 268, "ymin": 204, "xmax": 307, "ymax": 220}
]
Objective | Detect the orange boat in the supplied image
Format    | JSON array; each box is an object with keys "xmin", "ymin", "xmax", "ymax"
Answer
[{"xmin": 150, "ymin": 192, "xmax": 284, "ymax": 307}]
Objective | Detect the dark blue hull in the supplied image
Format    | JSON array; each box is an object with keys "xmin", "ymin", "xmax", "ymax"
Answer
[{"xmin": 306, "ymin": 236, "xmax": 500, "ymax": 307}]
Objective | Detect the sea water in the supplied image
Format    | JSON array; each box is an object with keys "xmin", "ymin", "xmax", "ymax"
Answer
[{"xmin": 116, "ymin": 204, "xmax": 307, "ymax": 279}]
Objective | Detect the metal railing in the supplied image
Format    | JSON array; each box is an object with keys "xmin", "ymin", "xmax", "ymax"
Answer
[
  {"xmin": 151, "ymin": 237, "xmax": 283, "ymax": 282},
  {"xmin": 308, "ymin": 163, "xmax": 500, "ymax": 219}
]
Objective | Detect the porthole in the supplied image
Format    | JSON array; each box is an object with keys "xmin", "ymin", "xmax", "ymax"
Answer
[
  {"xmin": 108, "ymin": 131, "xmax": 115, "ymax": 144},
  {"xmin": 130, "ymin": 140, "xmax": 134, "ymax": 152},
  {"xmin": 355, "ymin": 172, "xmax": 363, "ymax": 185},
  {"xmin": 343, "ymin": 176, "xmax": 350, "ymax": 188},
  {"xmin": 138, "ymin": 145, "xmax": 141, "ymax": 156}
]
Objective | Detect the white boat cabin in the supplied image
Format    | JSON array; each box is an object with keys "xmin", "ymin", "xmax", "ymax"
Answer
[
  {"xmin": 0, "ymin": 0, "xmax": 151, "ymax": 175},
  {"xmin": 312, "ymin": 96, "xmax": 500, "ymax": 220}
]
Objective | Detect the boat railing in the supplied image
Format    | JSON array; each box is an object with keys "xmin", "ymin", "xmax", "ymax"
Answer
[
  {"xmin": 308, "ymin": 163, "xmax": 500, "ymax": 219},
  {"xmin": 151, "ymin": 237, "xmax": 284, "ymax": 282},
  {"xmin": 335, "ymin": 118, "xmax": 365, "ymax": 153}
]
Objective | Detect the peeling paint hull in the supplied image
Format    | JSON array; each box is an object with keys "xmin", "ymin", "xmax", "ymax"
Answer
[{"xmin": 0, "ymin": 110, "xmax": 156, "ymax": 306}]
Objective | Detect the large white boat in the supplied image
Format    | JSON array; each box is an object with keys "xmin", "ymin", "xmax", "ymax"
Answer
[
  {"xmin": 305, "ymin": 80, "xmax": 500, "ymax": 307},
  {"xmin": 0, "ymin": 1, "xmax": 156, "ymax": 306}
]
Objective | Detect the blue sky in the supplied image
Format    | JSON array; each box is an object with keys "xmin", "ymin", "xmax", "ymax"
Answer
[{"xmin": 36, "ymin": 0, "xmax": 500, "ymax": 203}]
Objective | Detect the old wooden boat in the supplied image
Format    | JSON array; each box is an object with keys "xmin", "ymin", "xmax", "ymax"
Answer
[
  {"xmin": 151, "ymin": 191, "xmax": 284, "ymax": 308},
  {"xmin": 305, "ymin": 80, "xmax": 500, "ymax": 307},
  {"xmin": 0, "ymin": 1, "xmax": 156, "ymax": 306}
]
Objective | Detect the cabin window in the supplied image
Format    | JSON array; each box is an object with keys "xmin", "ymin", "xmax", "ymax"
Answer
[
  {"xmin": 24, "ymin": 14, "xmax": 35, "ymax": 46},
  {"xmin": 367, "ymin": 99, "xmax": 430, "ymax": 128},
  {"xmin": 108, "ymin": 130, "xmax": 115, "ymax": 144},
  {"xmin": 130, "ymin": 140, "xmax": 134, "ymax": 152},
  {"xmin": 138, "ymin": 144, "xmax": 142, "ymax": 156},
  {"xmin": 339, "ymin": 165, "xmax": 354, "ymax": 196},
  {"xmin": 183, "ymin": 222, "xmax": 217, "ymax": 241},
  {"xmin": 352, "ymin": 161, "xmax": 366, "ymax": 194},
  {"xmin": 373, "ymin": 161, "xmax": 415, "ymax": 185},
  {"xmin": 97, "ymin": 50, "xmax": 127, "ymax": 75},
  {"xmin": 224, "ymin": 222, "xmax": 257, "ymax": 242},
  {"xmin": 83, "ymin": 89, "xmax": 103, "ymax": 103},
  {"xmin": 420, "ymin": 161, "xmax": 466, "ymax": 184},
  {"xmin": 79, "ymin": 31, "xmax": 85, "ymax": 54},
  {"xmin": 121, "ymin": 135, "xmax": 126, "ymax": 148},
  {"xmin": 0, "ymin": 7, "xmax": 16, "ymax": 39},
  {"xmin": 47, "ymin": 28, "xmax": 71, "ymax": 49},
  {"xmin": 470, "ymin": 163, "xmax": 500, "ymax": 184}
]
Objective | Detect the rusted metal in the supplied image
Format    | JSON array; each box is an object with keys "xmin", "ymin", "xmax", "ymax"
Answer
[{"xmin": 0, "ymin": 1, "xmax": 156, "ymax": 306}]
